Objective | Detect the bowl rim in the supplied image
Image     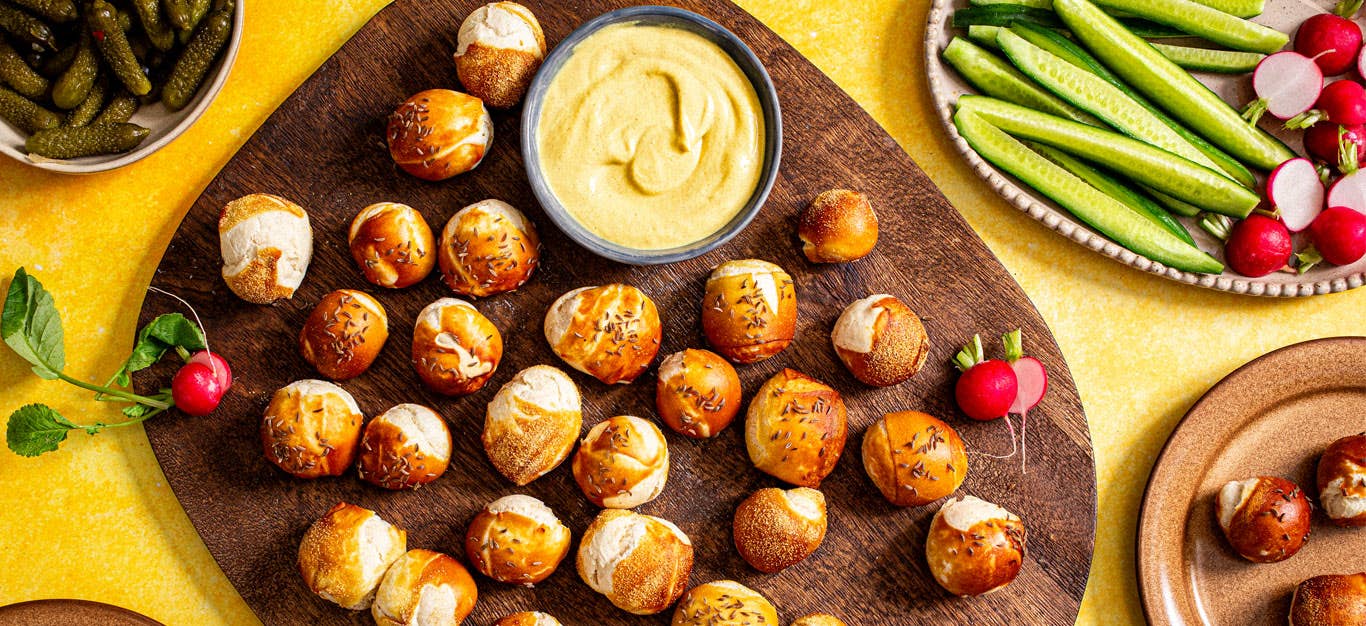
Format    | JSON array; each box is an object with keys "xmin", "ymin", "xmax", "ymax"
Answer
[
  {"xmin": 0, "ymin": 0, "xmax": 245, "ymax": 175},
  {"xmin": 520, "ymin": 4, "xmax": 783, "ymax": 266}
]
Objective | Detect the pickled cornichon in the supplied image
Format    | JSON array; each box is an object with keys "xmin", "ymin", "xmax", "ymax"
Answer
[
  {"xmin": 162, "ymin": 0, "xmax": 190, "ymax": 30},
  {"xmin": 63, "ymin": 79, "xmax": 104, "ymax": 126},
  {"xmin": 178, "ymin": 0, "xmax": 210, "ymax": 44},
  {"xmin": 130, "ymin": 0, "xmax": 174, "ymax": 51},
  {"xmin": 52, "ymin": 33, "xmax": 97, "ymax": 109},
  {"xmin": 0, "ymin": 85, "xmax": 60, "ymax": 132},
  {"xmin": 93, "ymin": 90, "xmax": 136, "ymax": 124},
  {"xmin": 161, "ymin": 2, "xmax": 229, "ymax": 110},
  {"xmin": 87, "ymin": 1, "xmax": 151, "ymax": 96},
  {"xmin": 0, "ymin": 38, "xmax": 48, "ymax": 99},
  {"xmin": 8, "ymin": 0, "xmax": 78, "ymax": 23},
  {"xmin": 0, "ymin": 3, "xmax": 57, "ymax": 50},
  {"xmin": 26, "ymin": 122, "xmax": 148, "ymax": 158},
  {"xmin": 39, "ymin": 42, "xmax": 77, "ymax": 77}
]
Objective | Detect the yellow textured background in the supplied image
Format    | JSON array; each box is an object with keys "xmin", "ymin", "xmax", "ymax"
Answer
[{"xmin": 0, "ymin": 1, "xmax": 1361, "ymax": 624}]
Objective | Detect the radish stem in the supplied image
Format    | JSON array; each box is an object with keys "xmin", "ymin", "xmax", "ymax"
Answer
[
  {"xmin": 1199, "ymin": 213, "xmax": 1235, "ymax": 241},
  {"xmin": 1342, "ymin": 127, "xmax": 1361, "ymax": 174}
]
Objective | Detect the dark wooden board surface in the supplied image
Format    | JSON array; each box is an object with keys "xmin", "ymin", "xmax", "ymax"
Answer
[{"xmin": 137, "ymin": 1, "xmax": 1096, "ymax": 624}]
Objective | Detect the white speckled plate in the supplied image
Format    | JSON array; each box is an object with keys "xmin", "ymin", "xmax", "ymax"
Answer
[{"xmin": 925, "ymin": 0, "xmax": 1366, "ymax": 296}]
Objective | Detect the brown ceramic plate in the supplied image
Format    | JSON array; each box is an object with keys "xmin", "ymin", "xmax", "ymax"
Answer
[
  {"xmin": 925, "ymin": 0, "xmax": 1366, "ymax": 296},
  {"xmin": 0, "ymin": 600, "xmax": 162, "ymax": 625},
  {"xmin": 1138, "ymin": 336, "xmax": 1366, "ymax": 625}
]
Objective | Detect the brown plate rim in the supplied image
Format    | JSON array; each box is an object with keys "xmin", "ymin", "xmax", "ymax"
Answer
[
  {"xmin": 0, "ymin": 599, "xmax": 164, "ymax": 625},
  {"xmin": 1135, "ymin": 335, "xmax": 1366, "ymax": 625}
]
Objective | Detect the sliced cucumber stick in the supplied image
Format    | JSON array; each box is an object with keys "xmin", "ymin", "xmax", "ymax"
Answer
[
  {"xmin": 1053, "ymin": 0, "xmax": 1294, "ymax": 170},
  {"xmin": 1006, "ymin": 21, "xmax": 1256, "ymax": 188},
  {"xmin": 958, "ymin": 95, "xmax": 1260, "ymax": 217},
  {"xmin": 967, "ymin": 0, "xmax": 1261, "ymax": 16},
  {"xmin": 1147, "ymin": 188, "xmax": 1204, "ymax": 217},
  {"xmin": 996, "ymin": 28, "xmax": 1224, "ymax": 175},
  {"xmin": 1151, "ymin": 43, "xmax": 1264, "ymax": 73},
  {"xmin": 967, "ymin": 25, "xmax": 1004, "ymax": 49},
  {"xmin": 1091, "ymin": 0, "xmax": 1286, "ymax": 54},
  {"xmin": 955, "ymin": 109, "xmax": 1222, "ymax": 273},
  {"xmin": 1029, "ymin": 142, "xmax": 1197, "ymax": 245},
  {"xmin": 942, "ymin": 38, "xmax": 1095, "ymax": 125}
]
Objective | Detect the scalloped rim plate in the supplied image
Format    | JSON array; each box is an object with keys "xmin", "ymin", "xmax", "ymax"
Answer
[{"xmin": 924, "ymin": 0, "xmax": 1366, "ymax": 297}]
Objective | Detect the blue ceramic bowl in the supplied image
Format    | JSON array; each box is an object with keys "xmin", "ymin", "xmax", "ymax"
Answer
[{"xmin": 521, "ymin": 6, "xmax": 783, "ymax": 265}]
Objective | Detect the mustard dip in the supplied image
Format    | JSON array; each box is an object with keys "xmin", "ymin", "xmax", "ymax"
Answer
[{"xmin": 537, "ymin": 22, "xmax": 765, "ymax": 250}]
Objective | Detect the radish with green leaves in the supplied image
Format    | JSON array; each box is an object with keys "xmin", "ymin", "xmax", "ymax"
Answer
[
  {"xmin": 953, "ymin": 334, "xmax": 1017, "ymax": 422},
  {"xmin": 1295, "ymin": 14, "xmax": 1362, "ymax": 76},
  {"xmin": 1241, "ymin": 52, "xmax": 1323, "ymax": 125},
  {"xmin": 2, "ymin": 267, "xmax": 229, "ymax": 457},
  {"xmin": 955, "ymin": 329, "xmax": 1047, "ymax": 471},
  {"xmin": 1267, "ymin": 158, "xmax": 1325, "ymax": 232}
]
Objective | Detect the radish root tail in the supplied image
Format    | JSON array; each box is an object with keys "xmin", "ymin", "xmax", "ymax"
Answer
[{"xmin": 148, "ymin": 285, "xmax": 216, "ymax": 379}]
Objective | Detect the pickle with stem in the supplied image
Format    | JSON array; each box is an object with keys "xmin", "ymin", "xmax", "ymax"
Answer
[
  {"xmin": 87, "ymin": 1, "xmax": 150, "ymax": 95},
  {"xmin": 25, "ymin": 122, "xmax": 148, "ymax": 158},
  {"xmin": 0, "ymin": 37, "xmax": 48, "ymax": 98},
  {"xmin": 6, "ymin": 0, "xmax": 77, "ymax": 23},
  {"xmin": 52, "ymin": 31, "xmax": 96, "ymax": 108},
  {"xmin": 160, "ymin": 1, "xmax": 228, "ymax": 110},
  {"xmin": 0, "ymin": 84, "xmax": 60, "ymax": 132},
  {"xmin": 0, "ymin": 3, "xmax": 57, "ymax": 50},
  {"xmin": 129, "ymin": 0, "xmax": 174, "ymax": 51},
  {"xmin": 92, "ymin": 88, "xmax": 135, "ymax": 124},
  {"xmin": 63, "ymin": 77, "xmax": 104, "ymax": 126},
  {"xmin": 161, "ymin": 0, "xmax": 189, "ymax": 30},
  {"xmin": 177, "ymin": 0, "xmax": 209, "ymax": 44}
]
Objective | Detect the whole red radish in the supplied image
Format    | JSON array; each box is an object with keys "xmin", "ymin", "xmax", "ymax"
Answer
[
  {"xmin": 1224, "ymin": 214, "xmax": 1293, "ymax": 277},
  {"xmin": 1242, "ymin": 52, "xmax": 1323, "ymax": 124},
  {"xmin": 1288, "ymin": 80, "xmax": 1366, "ymax": 128},
  {"xmin": 1310, "ymin": 206, "xmax": 1366, "ymax": 265},
  {"xmin": 171, "ymin": 362, "xmax": 226, "ymax": 416},
  {"xmin": 1304, "ymin": 123, "xmax": 1366, "ymax": 167},
  {"xmin": 1267, "ymin": 158, "xmax": 1326, "ymax": 232},
  {"xmin": 1296, "ymin": 14, "xmax": 1363, "ymax": 76},
  {"xmin": 953, "ymin": 334, "xmax": 1017, "ymax": 422},
  {"xmin": 187, "ymin": 350, "xmax": 232, "ymax": 391}
]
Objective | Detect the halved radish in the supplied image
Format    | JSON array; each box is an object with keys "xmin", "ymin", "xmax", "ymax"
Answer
[
  {"xmin": 1327, "ymin": 168, "xmax": 1366, "ymax": 215},
  {"xmin": 1009, "ymin": 356, "xmax": 1047, "ymax": 416},
  {"xmin": 1242, "ymin": 52, "xmax": 1324, "ymax": 124},
  {"xmin": 1268, "ymin": 158, "xmax": 1326, "ymax": 232}
]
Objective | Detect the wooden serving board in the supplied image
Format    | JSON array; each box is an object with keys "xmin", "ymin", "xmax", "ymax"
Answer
[{"xmin": 137, "ymin": 1, "xmax": 1096, "ymax": 624}]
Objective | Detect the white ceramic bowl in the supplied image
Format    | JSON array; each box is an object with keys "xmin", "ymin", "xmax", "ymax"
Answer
[{"xmin": 0, "ymin": 1, "xmax": 244, "ymax": 174}]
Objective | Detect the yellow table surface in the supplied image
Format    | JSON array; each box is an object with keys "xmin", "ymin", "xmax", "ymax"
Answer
[{"xmin": 1, "ymin": 1, "xmax": 1362, "ymax": 624}]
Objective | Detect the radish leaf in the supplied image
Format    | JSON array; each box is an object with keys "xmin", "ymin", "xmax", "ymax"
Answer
[
  {"xmin": 6, "ymin": 404, "xmax": 82, "ymax": 457},
  {"xmin": 2, "ymin": 267, "xmax": 65, "ymax": 380}
]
